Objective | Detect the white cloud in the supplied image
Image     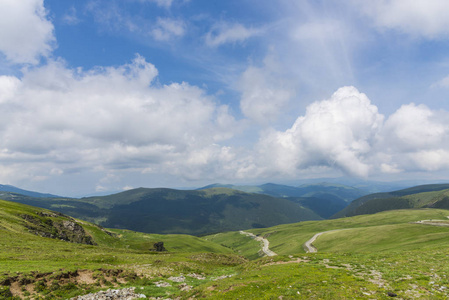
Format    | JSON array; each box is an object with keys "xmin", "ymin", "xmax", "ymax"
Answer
[
  {"xmin": 353, "ymin": 0, "xmax": 449, "ymax": 38},
  {"xmin": 292, "ymin": 19, "xmax": 347, "ymax": 41},
  {"xmin": 257, "ymin": 86, "xmax": 383, "ymax": 177},
  {"xmin": 382, "ymin": 104, "xmax": 447, "ymax": 151},
  {"xmin": 140, "ymin": 0, "xmax": 174, "ymax": 9},
  {"xmin": 431, "ymin": 75, "xmax": 449, "ymax": 88},
  {"xmin": 0, "ymin": 0, "xmax": 55, "ymax": 64},
  {"xmin": 205, "ymin": 22, "xmax": 262, "ymax": 47},
  {"xmin": 239, "ymin": 55, "xmax": 294, "ymax": 124},
  {"xmin": 0, "ymin": 55, "xmax": 239, "ymax": 188},
  {"xmin": 62, "ymin": 6, "xmax": 81, "ymax": 25},
  {"xmin": 379, "ymin": 103, "xmax": 449, "ymax": 172},
  {"xmin": 151, "ymin": 18, "xmax": 186, "ymax": 41}
]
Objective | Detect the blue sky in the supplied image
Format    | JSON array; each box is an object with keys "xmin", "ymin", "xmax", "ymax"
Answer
[{"xmin": 2, "ymin": 0, "xmax": 449, "ymax": 196}]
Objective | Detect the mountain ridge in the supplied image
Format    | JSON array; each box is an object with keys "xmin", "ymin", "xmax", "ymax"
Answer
[
  {"xmin": 0, "ymin": 186, "xmax": 322, "ymax": 235},
  {"xmin": 333, "ymin": 183, "xmax": 449, "ymax": 218}
]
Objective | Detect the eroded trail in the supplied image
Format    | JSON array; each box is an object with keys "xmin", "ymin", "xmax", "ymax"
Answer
[
  {"xmin": 412, "ymin": 219, "xmax": 449, "ymax": 227},
  {"xmin": 303, "ymin": 229, "xmax": 347, "ymax": 253},
  {"xmin": 239, "ymin": 231, "xmax": 277, "ymax": 257}
]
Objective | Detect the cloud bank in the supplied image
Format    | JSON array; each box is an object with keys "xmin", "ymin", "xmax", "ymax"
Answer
[
  {"xmin": 0, "ymin": 0, "xmax": 55, "ymax": 64},
  {"xmin": 2, "ymin": 0, "xmax": 449, "ymax": 194},
  {"xmin": 353, "ymin": 0, "xmax": 449, "ymax": 38},
  {"xmin": 0, "ymin": 55, "xmax": 238, "ymax": 185},
  {"xmin": 255, "ymin": 86, "xmax": 449, "ymax": 179}
]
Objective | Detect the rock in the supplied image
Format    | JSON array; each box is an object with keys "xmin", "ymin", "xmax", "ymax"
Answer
[
  {"xmin": 187, "ymin": 273, "xmax": 205, "ymax": 280},
  {"xmin": 387, "ymin": 291, "xmax": 398, "ymax": 297},
  {"xmin": 70, "ymin": 287, "xmax": 146, "ymax": 299},
  {"xmin": 178, "ymin": 283, "xmax": 192, "ymax": 291},
  {"xmin": 168, "ymin": 276, "xmax": 185, "ymax": 283},
  {"xmin": 153, "ymin": 242, "xmax": 166, "ymax": 252},
  {"xmin": 154, "ymin": 281, "xmax": 171, "ymax": 287}
]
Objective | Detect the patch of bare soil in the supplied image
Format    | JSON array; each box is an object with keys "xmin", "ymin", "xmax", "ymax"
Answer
[
  {"xmin": 9, "ymin": 282, "xmax": 23, "ymax": 298},
  {"xmin": 4, "ymin": 268, "xmax": 131, "ymax": 299},
  {"xmin": 76, "ymin": 270, "xmax": 96, "ymax": 285}
]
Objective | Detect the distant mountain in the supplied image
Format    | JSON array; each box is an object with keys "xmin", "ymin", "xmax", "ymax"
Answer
[
  {"xmin": 0, "ymin": 187, "xmax": 322, "ymax": 235},
  {"xmin": 287, "ymin": 196, "xmax": 348, "ymax": 219},
  {"xmin": 0, "ymin": 184, "xmax": 60, "ymax": 198},
  {"xmin": 332, "ymin": 184, "xmax": 449, "ymax": 218},
  {"xmin": 199, "ymin": 182, "xmax": 370, "ymax": 218},
  {"xmin": 200, "ymin": 182, "xmax": 368, "ymax": 202}
]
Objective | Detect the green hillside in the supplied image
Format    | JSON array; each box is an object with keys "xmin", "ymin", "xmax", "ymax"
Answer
[
  {"xmin": 199, "ymin": 208, "xmax": 449, "ymax": 299},
  {"xmin": 3, "ymin": 198, "xmax": 449, "ymax": 299},
  {"xmin": 206, "ymin": 208, "xmax": 449, "ymax": 257},
  {"xmin": 1, "ymin": 187, "xmax": 322, "ymax": 236},
  {"xmin": 0, "ymin": 199, "xmax": 245, "ymax": 299},
  {"xmin": 333, "ymin": 184, "xmax": 449, "ymax": 218}
]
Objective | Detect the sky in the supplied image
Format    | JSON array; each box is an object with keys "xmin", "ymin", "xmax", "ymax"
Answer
[{"xmin": 2, "ymin": 0, "xmax": 449, "ymax": 196}]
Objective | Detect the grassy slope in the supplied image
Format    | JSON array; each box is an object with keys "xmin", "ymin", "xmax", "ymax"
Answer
[
  {"xmin": 334, "ymin": 184, "xmax": 449, "ymax": 218},
  {"xmin": 207, "ymin": 209, "xmax": 449, "ymax": 257},
  {"xmin": 184, "ymin": 247, "xmax": 449, "ymax": 299},
  {"xmin": 195, "ymin": 209, "xmax": 449, "ymax": 299},
  {"xmin": 4, "ymin": 197, "xmax": 449, "ymax": 299},
  {"xmin": 0, "ymin": 199, "xmax": 249, "ymax": 299}
]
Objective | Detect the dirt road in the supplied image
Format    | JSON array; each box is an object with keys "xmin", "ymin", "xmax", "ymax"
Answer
[
  {"xmin": 303, "ymin": 229, "xmax": 347, "ymax": 253},
  {"xmin": 240, "ymin": 231, "xmax": 277, "ymax": 257}
]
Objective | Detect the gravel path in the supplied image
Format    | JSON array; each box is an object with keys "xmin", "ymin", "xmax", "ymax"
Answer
[
  {"xmin": 303, "ymin": 229, "xmax": 347, "ymax": 253},
  {"xmin": 412, "ymin": 219, "xmax": 449, "ymax": 227},
  {"xmin": 240, "ymin": 231, "xmax": 277, "ymax": 256}
]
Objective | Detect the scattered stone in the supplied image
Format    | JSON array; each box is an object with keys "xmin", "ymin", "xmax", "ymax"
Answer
[
  {"xmin": 154, "ymin": 281, "xmax": 171, "ymax": 287},
  {"xmin": 187, "ymin": 273, "xmax": 205, "ymax": 280},
  {"xmin": 213, "ymin": 274, "xmax": 234, "ymax": 281},
  {"xmin": 70, "ymin": 287, "xmax": 146, "ymax": 299},
  {"xmin": 168, "ymin": 275, "xmax": 185, "ymax": 282},
  {"xmin": 178, "ymin": 283, "xmax": 192, "ymax": 291}
]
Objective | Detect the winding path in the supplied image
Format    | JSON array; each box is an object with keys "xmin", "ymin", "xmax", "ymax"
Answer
[
  {"xmin": 239, "ymin": 231, "xmax": 277, "ymax": 257},
  {"xmin": 303, "ymin": 229, "xmax": 347, "ymax": 253},
  {"xmin": 412, "ymin": 218, "xmax": 449, "ymax": 227}
]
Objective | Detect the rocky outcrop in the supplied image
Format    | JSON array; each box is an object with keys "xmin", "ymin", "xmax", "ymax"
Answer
[
  {"xmin": 152, "ymin": 242, "xmax": 166, "ymax": 252},
  {"xmin": 20, "ymin": 213, "xmax": 96, "ymax": 245}
]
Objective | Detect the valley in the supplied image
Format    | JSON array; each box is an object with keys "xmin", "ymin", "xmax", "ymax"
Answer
[{"xmin": 1, "ymin": 184, "xmax": 449, "ymax": 299}]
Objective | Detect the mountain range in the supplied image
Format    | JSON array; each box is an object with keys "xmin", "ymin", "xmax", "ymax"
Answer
[
  {"xmin": 4, "ymin": 181, "xmax": 449, "ymax": 236},
  {"xmin": 0, "ymin": 186, "xmax": 325, "ymax": 235}
]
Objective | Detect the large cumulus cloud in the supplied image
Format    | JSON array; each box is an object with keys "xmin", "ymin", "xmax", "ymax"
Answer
[
  {"xmin": 0, "ymin": 0, "xmax": 55, "ymax": 64},
  {"xmin": 0, "ymin": 55, "xmax": 238, "ymax": 186},
  {"xmin": 379, "ymin": 103, "xmax": 449, "ymax": 172},
  {"xmin": 255, "ymin": 86, "xmax": 449, "ymax": 179},
  {"xmin": 257, "ymin": 86, "xmax": 383, "ymax": 177}
]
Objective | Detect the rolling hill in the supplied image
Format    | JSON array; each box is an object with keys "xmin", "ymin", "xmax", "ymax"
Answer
[
  {"xmin": 201, "ymin": 182, "xmax": 368, "ymax": 201},
  {"xmin": 1, "ymin": 187, "xmax": 322, "ymax": 235},
  {"xmin": 200, "ymin": 182, "xmax": 370, "ymax": 218},
  {"xmin": 333, "ymin": 184, "xmax": 449, "ymax": 218},
  {"xmin": 0, "ymin": 199, "xmax": 244, "ymax": 299},
  {"xmin": 3, "ymin": 197, "xmax": 449, "ymax": 299}
]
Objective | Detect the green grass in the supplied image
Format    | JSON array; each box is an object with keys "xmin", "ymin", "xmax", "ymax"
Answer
[
  {"xmin": 183, "ymin": 249, "xmax": 449, "ymax": 299},
  {"xmin": 3, "ymin": 198, "xmax": 449, "ymax": 299},
  {"xmin": 0, "ymin": 199, "xmax": 246, "ymax": 299},
  {"xmin": 315, "ymin": 223, "xmax": 449, "ymax": 252},
  {"xmin": 248, "ymin": 209, "xmax": 449, "ymax": 255},
  {"xmin": 204, "ymin": 231, "xmax": 262, "ymax": 259}
]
